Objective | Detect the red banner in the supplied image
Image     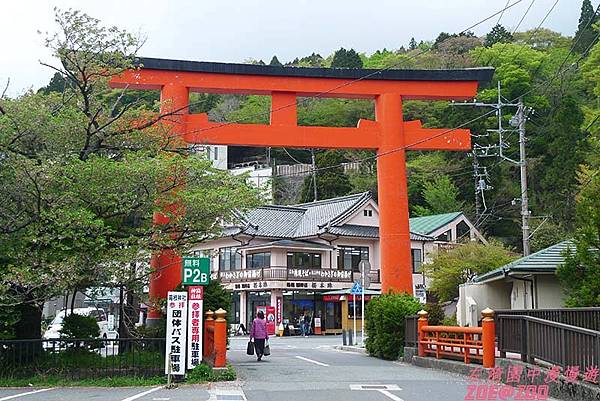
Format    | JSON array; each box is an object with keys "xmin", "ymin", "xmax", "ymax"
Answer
[
  {"xmin": 276, "ymin": 297, "xmax": 282, "ymax": 325},
  {"xmin": 266, "ymin": 306, "xmax": 276, "ymax": 335}
]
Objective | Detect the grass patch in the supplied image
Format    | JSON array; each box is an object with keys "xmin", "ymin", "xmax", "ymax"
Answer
[
  {"xmin": 0, "ymin": 375, "xmax": 166, "ymax": 387},
  {"xmin": 0, "ymin": 363, "xmax": 236, "ymax": 387}
]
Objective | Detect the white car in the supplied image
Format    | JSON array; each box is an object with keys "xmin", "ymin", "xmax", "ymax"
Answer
[{"xmin": 43, "ymin": 307, "xmax": 118, "ymax": 342}]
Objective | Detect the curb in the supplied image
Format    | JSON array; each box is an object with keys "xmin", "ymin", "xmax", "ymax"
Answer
[{"xmin": 334, "ymin": 345, "xmax": 368, "ymax": 354}]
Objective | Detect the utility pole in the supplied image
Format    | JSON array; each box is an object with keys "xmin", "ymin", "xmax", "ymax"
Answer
[
  {"xmin": 310, "ymin": 149, "xmax": 318, "ymax": 201},
  {"xmin": 454, "ymin": 82, "xmax": 531, "ymax": 256},
  {"xmin": 517, "ymin": 97, "xmax": 530, "ymax": 256},
  {"xmin": 472, "ymin": 151, "xmax": 482, "ymax": 220}
]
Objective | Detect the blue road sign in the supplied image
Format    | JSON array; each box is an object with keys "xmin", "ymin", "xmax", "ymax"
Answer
[{"xmin": 351, "ymin": 281, "xmax": 363, "ymax": 295}]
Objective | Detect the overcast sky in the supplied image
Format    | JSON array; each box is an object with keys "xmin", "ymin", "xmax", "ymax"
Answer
[{"xmin": 1, "ymin": 0, "xmax": 597, "ymax": 96}]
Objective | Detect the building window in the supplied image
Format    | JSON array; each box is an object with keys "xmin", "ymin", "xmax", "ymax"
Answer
[
  {"xmin": 219, "ymin": 247, "xmax": 241, "ymax": 271},
  {"xmin": 457, "ymin": 221, "xmax": 470, "ymax": 242},
  {"xmin": 287, "ymin": 252, "xmax": 321, "ymax": 268},
  {"xmin": 246, "ymin": 252, "xmax": 271, "ymax": 269},
  {"xmin": 411, "ymin": 249, "xmax": 423, "ymax": 273},
  {"xmin": 338, "ymin": 246, "xmax": 369, "ymax": 272},
  {"xmin": 435, "ymin": 230, "xmax": 452, "ymax": 242},
  {"xmin": 213, "ymin": 147, "xmax": 218, "ymax": 161},
  {"xmin": 363, "ymin": 209, "xmax": 372, "ymax": 217}
]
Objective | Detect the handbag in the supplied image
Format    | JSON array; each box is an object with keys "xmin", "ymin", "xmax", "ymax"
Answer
[
  {"xmin": 263, "ymin": 340, "xmax": 271, "ymax": 356},
  {"xmin": 246, "ymin": 340, "xmax": 255, "ymax": 355}
]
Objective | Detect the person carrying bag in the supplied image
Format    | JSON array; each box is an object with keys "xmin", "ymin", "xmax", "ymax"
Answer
[{"xmin": 250, "ymin": 310, "xmax": 269, "ymax": 361}]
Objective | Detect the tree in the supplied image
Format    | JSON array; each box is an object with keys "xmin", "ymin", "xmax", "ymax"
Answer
[
  {"xmin": 424, "ymin": 242, "xmax": 516, "ymax": 302},
  {"xmin": 409, "ymin": 37, "xmax": 418, "ymax": 50},
  {"xmin": 412, "ymin": 175, "xmax": 465, "ymax": 217},
  {"xmin": 331, "ymin": 48, "xmax": 363, "ymax": 68},
  {"xmin": 573, "ymin": 0, "xmax": 599, "ymax": 54},
  {"xmin": 0, "ymin": 9, "xmax": 259, "ymax": 339},
  {"xmin": 537, "ymin": 95, "xmax": 586, "ymax": 224},
  {"xmin": 269, "ymin": 56, "xmax": 283, "ymax": 66},
  {"xmin": 299, "ymin": 150, "xmax": 352, "ymax": 202},
  {"xmin": 484, "ymin": 24, "xmax": 513, "ymax": 47},
  {"xmin": 556, "ymin": 139, "xmax": 600, "ymax": 306}
]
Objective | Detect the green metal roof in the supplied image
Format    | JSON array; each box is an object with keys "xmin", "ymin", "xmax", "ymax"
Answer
[
  {"xmin": 409, "ymin": 212, "xmax": 463, "ymax": 235},
  {"xmin": 474, "ymin": 240, "xmax": 574, "ymax": 283}
]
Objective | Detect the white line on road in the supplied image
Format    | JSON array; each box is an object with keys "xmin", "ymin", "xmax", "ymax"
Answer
[
  {"xmin": 378, "ymin": 389, "xmax": 404, "ymax": 401},
  {"xmin": 350, "ymin": 384, "xmax": 403, "ymax": 401},
  {"xmin": 121, "ymin": 387, "xmax": 162, "ymax": 401},
  {"xmin": 0, "ymin": 388, "xmax": 54, "ymax": 401},
  {"xmin": 295, "ymin": 355, "xmax": 329, "ymax": 366}
]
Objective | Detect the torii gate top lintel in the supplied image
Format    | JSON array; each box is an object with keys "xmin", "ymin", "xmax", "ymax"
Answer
[
  {"xmin": 110, "ymin": 57, "xmax": 493, "ymax": 298},
  {"xmin": 111, "ymin": 57, "xmax": 493, "ymax": 99}
]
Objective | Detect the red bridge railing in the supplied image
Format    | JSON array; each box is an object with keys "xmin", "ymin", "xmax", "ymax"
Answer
[{"xmin": 417, "ymin": 308, "xmax": 496, "ymax": 368}]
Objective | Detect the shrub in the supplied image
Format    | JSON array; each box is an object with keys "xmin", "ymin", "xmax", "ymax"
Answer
[
  {"xmin": 365, "ymin": 293, "xmax": 421, "ymax": 360},
  {"xmin": 186, "ymin": 363, "xmax": 236, "ymax": 382},
  {"xmin": 60, "ymin": 314, "xmax": 100, "ymax": 339},
  {"xmin": 424, "ymin": 302, "xmax": 445, "ymax": 326}
]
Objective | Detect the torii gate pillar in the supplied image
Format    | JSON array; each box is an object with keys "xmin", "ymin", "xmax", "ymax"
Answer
[
  {"xmin": 376, "ymin": 93, "xmax": 412, "ymax": 293},
  {"xmin": 111, "ymin": 58, "xmax": 493, "ymax": 320}
]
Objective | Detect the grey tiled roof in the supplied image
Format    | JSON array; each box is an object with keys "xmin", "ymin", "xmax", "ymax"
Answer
[
  {"xmin": 474, "ymin": 240, "xmax": 574, "ymax": 283},
  {"xmin": 223, "ymin": 192, "xmax": 434, "ymax": 242},
  {"xmin": 327, "ymin": 224, "xmax": 433, "ymax": 241},
  {"xmin": 238, "ymin": 239, "xmax": 333, "ymax": 250}
]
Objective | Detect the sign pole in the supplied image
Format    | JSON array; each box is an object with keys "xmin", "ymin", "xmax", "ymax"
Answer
[
  {"xmin": 361, "ymin": 269, "xmax": 365, "ymax": 348},
  {"xmin": 353, "ymin": 293, "xmax": 357, "ymax": 346}
]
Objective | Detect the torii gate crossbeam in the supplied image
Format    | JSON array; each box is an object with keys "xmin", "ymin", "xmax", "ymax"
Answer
[{"xmin": 111, "ymin": 58, "xmax": 493, "ymax": 319}]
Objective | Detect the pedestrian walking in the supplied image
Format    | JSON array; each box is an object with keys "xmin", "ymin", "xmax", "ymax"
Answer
[
  {"xmin": 250, "ymin": 310, "xmax": 269, "ymax": 361},
  {"xmin": 303, "ymin": 312, "xmax": 311, "ymax": 337}
]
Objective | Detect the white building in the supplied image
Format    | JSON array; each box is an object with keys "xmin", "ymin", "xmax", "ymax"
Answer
[{"xmin": 457, "ymin": 240, "xmax": 571, "ymax": 327}]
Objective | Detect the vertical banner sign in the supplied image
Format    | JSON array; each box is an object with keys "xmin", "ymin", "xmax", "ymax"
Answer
[
  {"xmin": 276, "ymin": 297, "xmax": 282, "ymax": 325},
  {"xmin": 265, "ymin": 306, "xmax": 276, "ymax": 336},
  {"xmin": 187, "ymin": 286, "xmax": 204, "ymax": 370},
  {"xmin": 165, "ymin": 291, "xmax": 188, "ymax": 375}
]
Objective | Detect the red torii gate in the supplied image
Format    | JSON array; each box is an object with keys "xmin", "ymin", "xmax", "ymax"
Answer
[{"xmin": 111, "ymin": 58, "xmax": 492, "ymax": 321}]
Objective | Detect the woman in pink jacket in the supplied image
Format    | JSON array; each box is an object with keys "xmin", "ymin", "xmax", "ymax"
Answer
[{"xmin": 250, "ymin": 310, "xmax": 269, "ymax": 361}]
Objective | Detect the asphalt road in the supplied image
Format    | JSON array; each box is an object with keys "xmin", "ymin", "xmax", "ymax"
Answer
[{"xmin": 0, "ymin": 335, "xmax": 560, "ymax": 401}]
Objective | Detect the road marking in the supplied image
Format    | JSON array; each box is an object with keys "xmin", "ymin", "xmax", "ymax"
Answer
[
  {"xmin": 208, "ymin": 388, "xmax": 247, "ymax": 401},
  {"xmin": 152, "ymin": 398, "xmax": 170, "ymax": 401},
  {"xmin": 121, "ymin": 387, "xmax": 162, "ymax": 401},
  {"xmin": 378, "ymin": 390, "xmax": 404, "ymax": 401},
  {"xmin": 350, "ymin": 384, "xmax": 403, "ymax": 401},
  {"xmin": 295, "ymin": 355, "xmax": 329, "ymax": 366},
  {"xmin": 0, "ymin": 389, "xmax": 54, "ymax": 401}
]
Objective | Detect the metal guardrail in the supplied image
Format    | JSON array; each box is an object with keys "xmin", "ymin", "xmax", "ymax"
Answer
[
  {"xmin": 497, "ymin": 314, "xmax": 600, "ymax": 371},
  {"xmin": 495, "ymin": 307, "xmax": 600, "ymax": 331},
  {"xmin": 0, "ymin": 338, "xmax": 165, "ymax": 379}
]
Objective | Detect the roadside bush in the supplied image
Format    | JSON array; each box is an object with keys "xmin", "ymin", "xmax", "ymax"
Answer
[
  {"xmin": 60, "ymin": 314, "xmax": 100, "ymax": 339},
  {"xmin": 424, "ymin": 302, "xmax": 445, "ymax": 326},
  {"xmin": 186, "ymin": 363, "xmax": 236, "ymax": 382},
  {"xmin": 365, "ymin": 293, "xmax": 421, "ymax": 360}
]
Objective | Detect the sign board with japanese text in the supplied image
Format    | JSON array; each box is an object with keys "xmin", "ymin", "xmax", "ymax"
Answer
[
  {"xmin": 187, "ymin": 286, "xmax": 204, "ymax": 370},
  {"xmin": 165, "ymin": 291, "xmax": 188, "ymax": 375},
  {"xmin": 182, "ymin": 257, "xmax": 211, "ymax": 286}
]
